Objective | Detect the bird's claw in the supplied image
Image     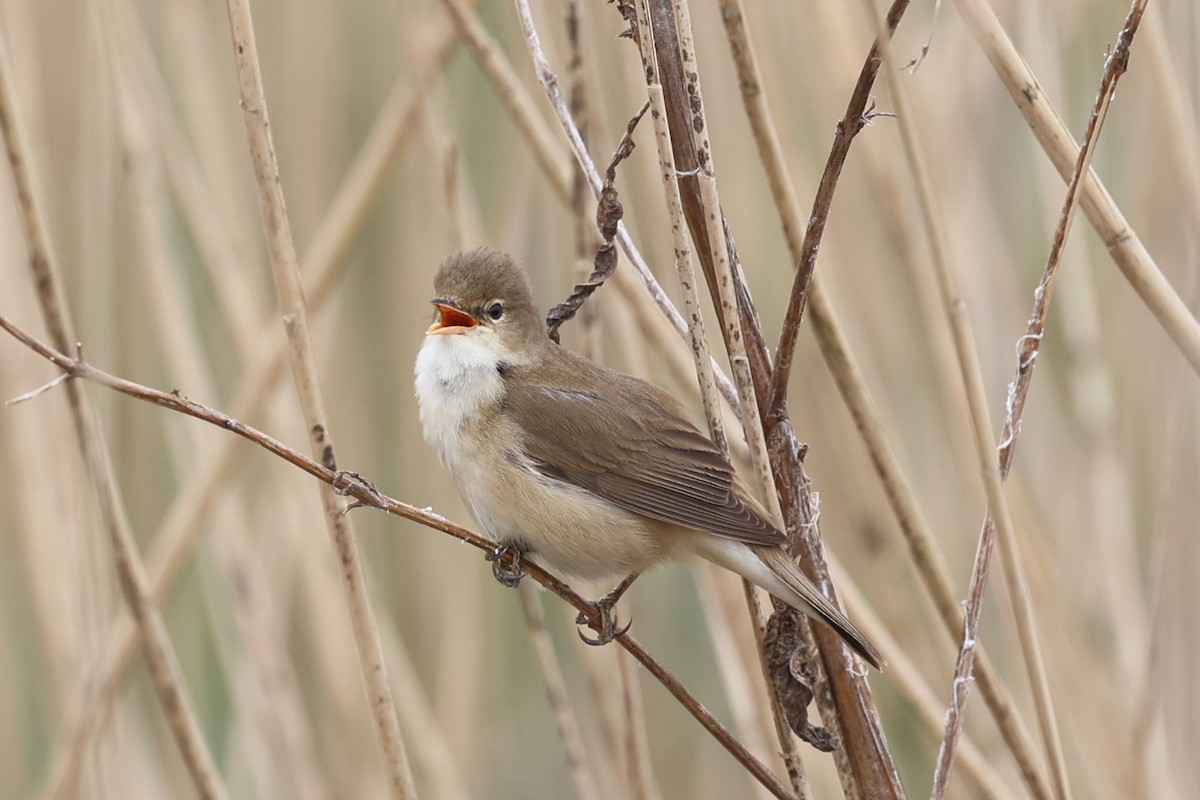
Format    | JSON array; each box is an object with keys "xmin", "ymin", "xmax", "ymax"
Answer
[
  {"xmin": 575, "ymin": 596, "xmax": 632, "ymax": 646},
  {"xmin": 486, "ymin": 544, "xmax": 526, "ymax": 587}
]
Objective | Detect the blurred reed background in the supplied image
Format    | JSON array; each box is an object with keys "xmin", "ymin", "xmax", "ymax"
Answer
[{"xmin": 0, "ymin": 0, "xmax": 1197, "ymax": 797}]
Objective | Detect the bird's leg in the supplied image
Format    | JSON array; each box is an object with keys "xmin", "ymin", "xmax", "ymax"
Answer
[
  {"xmin": 485, "ymin": 542, "xmax": 526, "ymax": 587},
  {"xmin": 576, "ymin": 572, "xmax": 640, "ymax": 646}
]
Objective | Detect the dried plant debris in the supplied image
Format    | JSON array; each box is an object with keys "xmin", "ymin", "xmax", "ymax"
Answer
[
  {"xmin": 764, "ymin": 604, "xmax": 837, "ymax": 752},
  {"xmin": 546, "ymin": 102, "xmax": 649, "ymax": 342}
]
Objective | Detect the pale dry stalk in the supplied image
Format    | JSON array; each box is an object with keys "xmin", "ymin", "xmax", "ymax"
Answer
[
  {"xmin": 951, "ymin": 0, "xmax": 1200, "ymax": 377},
  {"xmin": 222, "ymin": 0, "xmax": 415, "ymax": 796},
  {"xmin": 932, "ymin": 1, "xmax": 1150, "ymax": 796},
  {"xmin": 517, "ymin": 583, "xmax": 604, "ymax": 800},
  {"xmin": 37, "ymin": 25, "xmax": 472, "ymax": 797},
  {"xmin": 630, "ymin": 1, "xmax": 805, "ymax": 793},
  {"xmin": 715, "ymin": 1, "xmax": 1054, "ymax": 796},
  {"xmin": 0, "ymin": 28, "xmax": 229, "ymax": 800}
]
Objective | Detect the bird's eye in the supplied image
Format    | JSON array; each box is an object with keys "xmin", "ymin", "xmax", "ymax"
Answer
[{"xmin": 486, "ymin": 301, "xmax": 504, "ymax": 321}]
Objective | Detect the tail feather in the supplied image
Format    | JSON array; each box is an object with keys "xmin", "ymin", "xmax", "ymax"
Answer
[{"xmin": 686, "ymin": 536, "xmax": 884, "ymax": 669}]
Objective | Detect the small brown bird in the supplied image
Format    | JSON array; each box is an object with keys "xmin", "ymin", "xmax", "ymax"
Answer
[{"xmin": 414, "ymin": 248, "xmax": 882, "ymax": 668}]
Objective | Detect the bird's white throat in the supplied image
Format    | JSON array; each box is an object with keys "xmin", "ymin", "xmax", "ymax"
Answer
[{"xmin": 414, "ymin": 332, "xmax": 506, "ymax": 460}]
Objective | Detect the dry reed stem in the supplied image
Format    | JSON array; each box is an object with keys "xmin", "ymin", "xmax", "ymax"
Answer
[
  {"xmin": 715, "ymin": 1, "xmax": 1056, "ymax": 795},
  {"xmin": 951, "ymin": 0, "xmax": 1200, "ymax": 378},
  {"xmin": 0, "ymin": 30, "xmax": 229, "ymax": 800},
  {"xmin": 931, "ymin": 2, "xmax": 1149, "ymax": 796},
  {"xmin": 631, "ymin": 2, "xmax": 899, "ymax": 797},
  {"xmin": 517, "ymin": 583, "xmax": 603, "ymax": 800},
  {"xmin": 222, "ymin": 1, "xmax": 415, "ymax": 796},
  {"xmin": 0, "ymin": 308, "xmax": 796, "ymax": 800},
  {"xmin": 113, "ymin": 44, "xmax": 331, "ymax": 798},
  {"xmin": 833, "ymin": 574, "xmax": 1014, "ymax": 799},
  {"xmin": 630, "ymin": 1, "xmax": 814, "ymax": 793},
  {"xmin": 663, "ymin": 0, "xmax": 779, "ymax": 527},
  {"xmin": 635, "ymin": 41, "xmax": 727, "ymax": 456},
  {"xmin": 512, "ymin": 0, "xmax": 741, "ymax": 415},
  {"xmin": 865, "ymin": 0, "xmax": 1070, "ymax": 790}
]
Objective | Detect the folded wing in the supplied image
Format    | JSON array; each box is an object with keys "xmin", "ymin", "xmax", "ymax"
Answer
[{"xmin": 505, "ymin": 375, "xmax": 785, "ymax": 547}]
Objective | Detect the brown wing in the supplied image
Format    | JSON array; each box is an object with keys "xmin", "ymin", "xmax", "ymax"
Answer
[{"xmin": 503, "ymin": 351, "xmax": 785, "ymax": 546}]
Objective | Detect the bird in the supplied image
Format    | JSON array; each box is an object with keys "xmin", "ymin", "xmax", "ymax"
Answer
[{"xmin": 413, "ymin": 247, "xmax": 882, "ymax": 669}]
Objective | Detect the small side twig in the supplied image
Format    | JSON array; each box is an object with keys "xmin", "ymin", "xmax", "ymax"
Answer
[{"xmin": 5, "ymin": 371, "xmax": 73, "ymax": 405}]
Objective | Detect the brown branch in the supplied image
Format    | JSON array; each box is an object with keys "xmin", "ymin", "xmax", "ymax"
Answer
[
  {"xmin": 931, "ymin": 2, "xmax": 1149, "ymax": 796},
  {"xmin": 717, "ymin": 1, "xmax": 1056, "ymax": 795},
  {"xmin": 0, "ymin": 310, "xmax": 795, "ymax": 800},
  {"xmin": 631, "ymin": 2, "xmax": 905, "ymax": 797},
  {"xmin": 766, "ymin": 0, "xmax": 911, "ymax": 419}
]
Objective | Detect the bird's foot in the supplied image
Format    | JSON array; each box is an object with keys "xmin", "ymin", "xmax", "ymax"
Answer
[
  {"xmin": 576, "ymin": 594, "xmax": 632, "ymax": 646},
  {"xmin": 486, "ymin": 544, "xmax": 526, "ymax": 588}
]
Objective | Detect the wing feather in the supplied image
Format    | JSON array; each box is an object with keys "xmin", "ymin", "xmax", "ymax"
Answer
[{"xmin": 505, "ymin": 355, "xmax": 784, "ymax": 546}]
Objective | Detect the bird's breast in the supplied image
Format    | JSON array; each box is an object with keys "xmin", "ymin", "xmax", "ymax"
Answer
[{"xmin": 414, "ymin": 334, "xmax": 506, "ymax": 462}]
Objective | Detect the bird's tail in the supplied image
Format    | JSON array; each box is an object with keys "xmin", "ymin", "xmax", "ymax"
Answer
[{"xmin": 686, "ymin": 536, "xmax": 884, "ymax": 669}]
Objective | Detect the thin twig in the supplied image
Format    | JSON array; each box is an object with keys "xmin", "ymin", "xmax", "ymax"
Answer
[
  {"xmin": 5, "ymin": 372, "xmax": 72, "ymax": 405},
  {"xmin": 0, "ymin": 311, "xmax": 796, "ymax": 800},
  {"xmin": 222, "ymin": 1, "xmax": 415, "ymax": 796},
  {"xmin": 931, "ymin": 2, "xmax": 1149, "ymax": 796},
  {"xmin": 765, "ymin": 0, "xmax": 910, "ymax": 419}
]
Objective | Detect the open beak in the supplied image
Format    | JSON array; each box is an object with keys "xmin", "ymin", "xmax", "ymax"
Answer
[{"xmin": 426, "ymin": 301, "xmax": 479, "ymax": 335}]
